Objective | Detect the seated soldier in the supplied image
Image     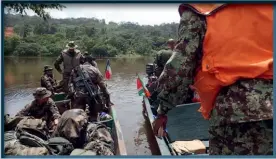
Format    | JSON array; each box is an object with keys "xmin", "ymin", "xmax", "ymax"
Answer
[
  {"xmin": 15, "ymin": 87, "xmax": 61, "ymax": 130},
  {"xmin": 41, "ymin": 65, "xmax": 63, "ymax": 93}
]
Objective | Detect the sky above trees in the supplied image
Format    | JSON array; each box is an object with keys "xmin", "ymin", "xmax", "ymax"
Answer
[{"xmin": 21, "ymin": 3, "xmax": 181, "ymax": 26}]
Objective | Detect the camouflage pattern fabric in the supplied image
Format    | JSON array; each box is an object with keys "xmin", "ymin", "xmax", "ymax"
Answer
[
  {"xmin": 54, "ymin": 50, "xmax": 85, "ymax": 93},
  {"xmin": 156, "ymin": 8, "xmax": 206, "ymax": 115},
  {"xmin": 15, "ymin": 98, "xmax": 61, "ymax": 124},
  {"xmin": 47, "ymin": 137, "xmax": 74, "ymax": 155},
  {"xmin": 4, "ymin": 115, "xmax": 25, "ymax": 131},
  {"xmin": 209, "ymin": 120, "xmax": 273, "ymax": 155},
  {"xmin": 153, "ymin": 49, "xmax": 173, "ymax": 77},
  {"xmin": 5, "ymin": 141, "xmax": 49, "ymax": 156},
  {"xmin": 16, "ymin": 118, "xmax": 48, "ymax": 135},
  {"xmin": 54, "ymin": 50, "xmax": 85, "ymax": 74},
  {"xmin": 4, "ymin": 131, "xmax": 49, "ymax": 156},
  {"xmin": 209, "ymin": 79, "xmax": 273, "ymax": 126},
  {"xmin": 84, "ymin": 123, "xmax": 114, "ymax": 155},
  {"xmin": 52, "ymin": 109, "xmax": 88, "ymax": 148},
  {"xmin": 155, "ymin": 7, "xmax": 273, "ymax": 155},
  {"xmin": 68, "ymin": 62, "xmax": 110, "ymax": 119},
  {"xmin": 41, "ymin": 75, "xmax": 57, "ymax": 92},
  {"xmin": 91, "ymin": 60, "xmax": 98, "ymax": 68}
]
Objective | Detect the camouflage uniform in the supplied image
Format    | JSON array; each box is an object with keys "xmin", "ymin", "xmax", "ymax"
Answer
[
  {"xmin": 54, "ymin": 42, "xmax": 85, "ymax": 93},
  {"xmin": 41, "ymin": 65, "xmax": 63, "ymax": 93},
  {"xmin": 68, "ymin": 61, "xmax": 110, "ymax": 120},
  {"xmin": 156, "ymin": 8, "xmax": 273, "ymax": 155},
  {"xmin": 5, "ymin": 140, "xmax": 49, "ymax": 156},
  {"xmin": 16, "ymin": 88, "xmax": 61, "ymax": 129},
  {"xmin": 84, "ymin": 52, "xmax": 98, "ymax": 68},
  {"xmin": 41, "ymin": 74, "xmax": 57, "ymax": 92},
  {"xmin": 153, "ymin": 49, "xmax": 173, "ymax": 77}
]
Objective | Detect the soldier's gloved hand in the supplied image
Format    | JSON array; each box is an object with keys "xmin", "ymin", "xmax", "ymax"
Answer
[{"xmin": 152, "ymin": 114, "xmax": 168, "ymax": 138}]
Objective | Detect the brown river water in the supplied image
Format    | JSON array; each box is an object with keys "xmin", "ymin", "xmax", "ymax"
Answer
[{"xmin": 4, "ymin": 56, "xmax": 161, "ymax": 155}]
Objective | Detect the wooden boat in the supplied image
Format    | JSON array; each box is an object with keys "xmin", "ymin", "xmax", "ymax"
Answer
[
  {"xmin": 142, "ymin": 78, "xmax": 210, "ymax": 156},
  {"xmin": 52, "ymin": 92, "xmax": 127, "ymax": 155}
]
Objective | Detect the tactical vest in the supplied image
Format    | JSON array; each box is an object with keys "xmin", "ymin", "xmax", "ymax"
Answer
[
  {"xmin": 178, "ymin": 4, "xmax": 273, "ymax": 119},
  {"xmin": 62, "ymin": 49, "xmax": 82, "ymax": 74},
  {"xmin": 73, "ymin": 66, "xmax": 93, "ymax": 88}
]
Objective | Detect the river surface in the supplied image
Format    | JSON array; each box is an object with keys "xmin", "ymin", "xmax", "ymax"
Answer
[{"xmin": 4, "ymin": 56, "xmax": 161, "ymax": 155}]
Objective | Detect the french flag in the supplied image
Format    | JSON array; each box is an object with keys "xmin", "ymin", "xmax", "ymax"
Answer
[{"xmin": 105, "ymin": 59, "xmax": 112, "ymax": 80}]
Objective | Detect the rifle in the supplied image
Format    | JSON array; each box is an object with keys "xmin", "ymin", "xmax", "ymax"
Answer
[{"xmin": 76, "ymin": 66, "xmax": 100, "ymax": 104}]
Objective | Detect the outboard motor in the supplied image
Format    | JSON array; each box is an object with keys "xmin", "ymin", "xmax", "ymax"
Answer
[{"xmin": 146, "ymin": 63, "xmax": 155, "ymax": 77}]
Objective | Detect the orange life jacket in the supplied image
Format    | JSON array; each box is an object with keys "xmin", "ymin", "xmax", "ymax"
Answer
[{"xmin": 179, "ymin": 4, "xmax": 273, "ymax": 119}]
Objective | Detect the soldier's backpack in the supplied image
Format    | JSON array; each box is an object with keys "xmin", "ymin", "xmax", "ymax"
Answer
[
  {"xmin": 47, "ymin": 137, "xmax": 74, "ymax": 155},
  {"xmin": 84, "ymin": 123, "xmax": 114, "ymax": 155},
  {"xmin": 15, "ymin": 130, "xmax": 74, "ymax": 155},
  {"xmin": 4, "ymin": 130, "xmax": 50, "ymax": 156},
  {"xmin": 16, "ymin": 117, "xmax": 48, "ymax": 135}
]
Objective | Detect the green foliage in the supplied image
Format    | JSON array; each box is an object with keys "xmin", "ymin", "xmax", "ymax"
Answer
[
  {"xmin": 13, "ymin": 43, "xmax": 49, "ymax": 56},
  {"xmin": 4, "ymin": 3, "xmax": 65, "ymax": 20},
  {"xmin": 4, "ymin": 35, "xmax": 21, "ymax": 56},
  {"xmin": 4, "ymin": 13, "xmax": 179, "ymax": 57}
]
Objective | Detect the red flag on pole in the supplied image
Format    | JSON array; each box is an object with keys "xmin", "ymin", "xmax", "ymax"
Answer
[{"xmin": 105, "ymin": 59, "xmax": 112, "ymax": 80}]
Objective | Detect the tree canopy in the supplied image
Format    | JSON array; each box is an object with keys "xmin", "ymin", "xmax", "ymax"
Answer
[
  {"xmin": 4, "ymin": 13, "xmax": 179, "ymax": 57},
  {"xmin": 4, "ymin": 3, "xmax": 65, "ymax": 20}
]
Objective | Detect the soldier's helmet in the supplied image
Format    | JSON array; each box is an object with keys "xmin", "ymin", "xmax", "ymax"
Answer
[
  {"xmin": 85, "ymin": 55, "xmax": 95, "ymax": 64},
  {"xmin": 43, "ymin": 65, "xmax": 53, "ymax": 72},
  {"xmin": 33, "ymin": 87, "xmax": 52, "ymax": 99},
  {"xmin": 84, "ymin": 51, "xmax": 89, "ymax": 56},
  {"xmin": 66, "ymin": 41, "xmax": 78, "ymax": 49}
]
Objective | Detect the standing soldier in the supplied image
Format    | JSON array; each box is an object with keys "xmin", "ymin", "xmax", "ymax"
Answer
[
  {"xmin": 41, "ymin": 65, "xmax": 62, "ymax": 93},
  {"xmin": 152, "ymin": 4, "xmax": 273, "ymax": 155},
  {"xmin": 68, "ymin": 56, "xmax": 112, "ymax": 121},
  {"xmin": 54, "ymin": 41, "xmax": 85, "ymax": 93}
]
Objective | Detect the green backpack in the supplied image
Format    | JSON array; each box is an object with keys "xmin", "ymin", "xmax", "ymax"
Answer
[
  {"xmin": 47, "ymin": 137, "xmax": 74, "ymax": 155},
  {"xmin": 16, "ymin": 117, "xmax": 48, "ymax": 135},
  {"xmin": 16, "ymin": 130, "xmax": 74, "ymax": 155}
]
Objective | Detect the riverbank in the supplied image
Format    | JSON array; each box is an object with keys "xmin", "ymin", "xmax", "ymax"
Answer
[{"xmin": 4, "ymin": 54, "xmax": 152, "ymax": 59}]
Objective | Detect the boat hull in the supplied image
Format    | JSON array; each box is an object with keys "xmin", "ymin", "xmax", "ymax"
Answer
[{"xmin": 142, "ymin": 78, "xmax": 210, "ymax": 156}]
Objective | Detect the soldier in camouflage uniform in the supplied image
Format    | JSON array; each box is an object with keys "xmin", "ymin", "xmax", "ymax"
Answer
[
  {"xmin": 54, "ymin": 41, "xmax": 85, "ymax": 93},
  {"xmin": 152, "ymin": 4, "xmax": 273, "ymax": 155},
  {"xmin": 16, "ymin": 87, "xmax": 61, "ymax": 130},
  {"xmin": 84, "ymin": 51, "xmax": 98, "ymax": 68},
  {"xmin": 41, "ymin": 65, "xmax": 62, "ymax": 93},
  {"xmin": 68, "ymin": 56, "xmax": 111, "ymax": 121},
  {"xmin": 153, "ymin": 39, "xmax": 175, "ymax": 77},
  {"xmin": 145, "ymin": 39, "xmax": 175, "ymax": 113}
]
